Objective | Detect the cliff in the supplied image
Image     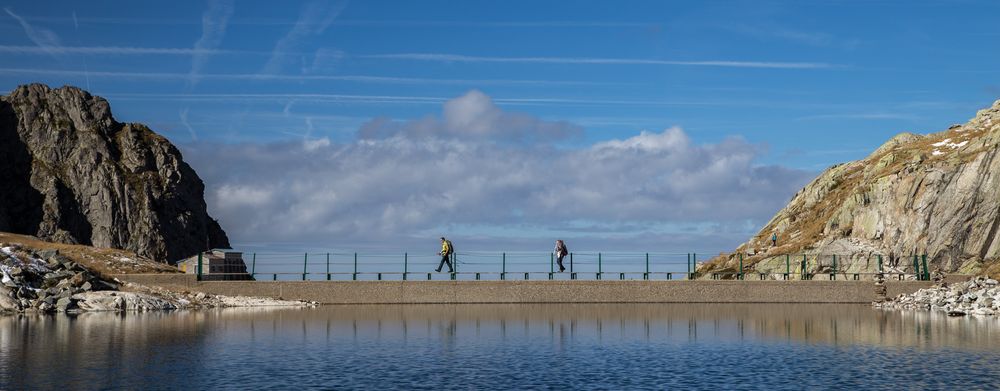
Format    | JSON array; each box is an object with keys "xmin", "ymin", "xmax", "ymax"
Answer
[
  {"xmin": 0, "ymin": 84, "xmax": 229, "ymax": 263},
  {"xmin": 706, "ymin": 99, "xmax": 1000, "ymax": 277}
]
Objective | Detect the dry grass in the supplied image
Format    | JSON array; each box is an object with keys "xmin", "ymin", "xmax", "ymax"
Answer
[{"xmin": 0, "ymin": 231, "xmax": 179, "ymax": 277}]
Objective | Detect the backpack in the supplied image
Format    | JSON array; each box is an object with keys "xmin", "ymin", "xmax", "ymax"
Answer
[{"xmin": 446, "ymin": 240, "xmax": 455, "ymax": 256}]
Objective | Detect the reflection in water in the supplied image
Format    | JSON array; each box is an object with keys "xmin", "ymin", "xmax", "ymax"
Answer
[{"xmin": 2, "ymin": 304, "xmax": 1000, "ymax": 389}]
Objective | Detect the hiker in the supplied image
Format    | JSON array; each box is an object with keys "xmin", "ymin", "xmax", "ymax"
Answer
[
  {"xmin": 771, "ymin": 233, "xmax": 778, "ymax": 247},
  {"xmin": 435, "ymin": 237, "xmax": 454, "ymax": 273},
  {"xmin": 554, "ymin": 240, "xmax": 568, "ymax": 272}
]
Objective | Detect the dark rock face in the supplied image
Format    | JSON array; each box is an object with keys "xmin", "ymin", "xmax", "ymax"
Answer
[{"xmin": 0, "ymin": 84, "xmax": 229, "ymax": 263}]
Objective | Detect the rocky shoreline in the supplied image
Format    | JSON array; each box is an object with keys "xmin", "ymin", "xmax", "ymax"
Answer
[
  {"xmin": 1, "ymin": 244, "xmax": 311, "ymax": 313},
  {"xmin": 873, "ymin": 276, "xmax": 1000, "ymax": 316}
]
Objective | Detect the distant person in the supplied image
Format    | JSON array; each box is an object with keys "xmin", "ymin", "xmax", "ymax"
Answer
[
  {"xmin": 554, "ymin": 240, "xmax": 568, "ymax": 272},
  {"xmin": 435, "ymin": 237, "xmax": 454, "ymax": 273},
  {"xmin": 771, "ymin": 233, "xmax": 778, "ymax": 247}
]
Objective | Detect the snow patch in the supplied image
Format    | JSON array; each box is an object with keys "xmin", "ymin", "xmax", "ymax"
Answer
[
  {"xmin": 931, "ymin": 138, "xmax": 951, "ymax": 147},
  {"xmin": 932, "ymin": 150, "xmax": 944, "ymax": 156}
]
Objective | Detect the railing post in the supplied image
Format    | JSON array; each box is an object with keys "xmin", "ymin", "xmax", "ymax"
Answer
[
  {"xmin": 785, "ymin": 254, "xmax": 790, "ymax": 277},
  {"xmin": 832, "ymin": 254, "xmax": 837, "ymax": 280},
  {"xmin": 326, "ymin": 253, "xmax": 330, "ymax": 281},
  {"xmin": 303, "ymin": 253, "xmax": 308, "ymax": 281},
  {"xmin": 404, "ymin": 252, "xmax": 408, "ymax": 280},
  {"xmin": 878, "ymin": 254, "xmax": 883, "ymax": 274},
  {"xmin": 739, "ymin": 253, "xmax": 743, "ymax": 280},
  {"xmin": 550, "ymin": 252, "xmax": 554, "ymax": 274},
  {"xmin": 598, "ymin": 252, "xmax": 602, "ymax": 278},
  {"xmin": 196, "ymin": 252, "xmax": 203, "ymax": 281},
  {"xmin": 645, "ymin": 252, "xmax": 649, "ymax": 280},
  {"xmin": 353, "ymin": 252, "xmax": 357, "ymax": 281},
  {"xmin": 502, "ymin": 252, "xmax": 506, "ymax": 280},
  {"xmin": 922, "ymin": 254, "xmax": 929, "ymax": 281},
  {"xmin": 912, "ymin": 255, "xmax": 920, "ymax": 280},
  {"xmin": 692, "ymin": 253, "xmax": 697, "ymax": 279},
  {"xmin": 250, "ymin": 252, "xmax": 256, "ymax": 276},
  {"xmin": 801, "ymin": 255, "xmax": 807, "ymax": 280},
  {"xmin": 453, "ymin": 251, "xmax": 458, "ymax": 274},
  {"xmin": 570, "ymin": 252, "xmax": 574, "ymax": 274}
]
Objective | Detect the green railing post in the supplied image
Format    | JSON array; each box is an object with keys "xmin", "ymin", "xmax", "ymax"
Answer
[
  {"xmin": 502, "ymin": 252, "xmax": 506, "ymax": 280},
  {"xmin": 692, "ymin": 253, "xmax": 697, "ymax": 279},
  {"xmin": 250, "ymin": 252, "xmax": 256, "ymax": 276},
  {"xmin": 550, "ymin": 252, "xmax": 554, "ymax": 274},
  {"xmin": 739, "ymin": 253, "xmax": 743, "ymax": 280},
  {"xmin": 404, "ymin": 252, "xmax": 408, "ymax": 280},
  {"xmin": 570, "ymin": 253, "xmax": 574, "ymax": 274},
  {"xmin": 326, "ymin": 253, "xmax": 330, "ymax": 281},
  {"xmin": 686, "ymin": 253, "xmax": 690, "ymax": 275},
  {"xmin": 912, "ymin": 255, "xmax": 920, "ymax": 280},
  {"xmin": 196, "ymin": 252, "xmax": 203, "ymax": 281},
  {"xmin": 922, "ymin": 254, "xmax": 929, "ymax": 281},
  {"xmin": 785, "ymin": 254, "xmax": 790, "ymax": 277},
  {"xmin": 645, "ymin": 252, "xmax": 650, "ymax": 276},
  {"xmin": 801, "ymin": 255, "xmax": 807, "ymax": 280},
  {"xmin": 832, "ymin": 254, "xmax": 837, "ymax": 280},
  {"xmin": 598, "ymin": 252, "xmax": 602, "ymax": 277},
  {"xmin": 353, "ymin": 252, "xmax": 357, "ymax": 281},
  {"xmin": 303, "ymin": 253, "xmax": 308, "ymax": 281},
  {"xmin": 878, "ymin": 254, "xmax": 883, "ymax": 274}
]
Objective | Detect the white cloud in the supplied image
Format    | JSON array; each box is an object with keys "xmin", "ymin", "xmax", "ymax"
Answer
[
  {"xmin": 189, "ymin": 0, "xmax": 235, "ymax": 87},
  {"xmin": 260, "ymin": 1, "xmax": 347, "ymax": 74},
  {"xmin": 4, "ymin": 8, "xmax": 61, "ymax": 55},
  {"xmin": 356, "ymin": 90, "xmax": 582, "ymax": 142},
  {"xmin": 359, "ymin": 53, "xmax": 837, "ymax": 69},
  {"xmin": 182, "ymin": 90, "xmax": 813, "ymax": 250}
]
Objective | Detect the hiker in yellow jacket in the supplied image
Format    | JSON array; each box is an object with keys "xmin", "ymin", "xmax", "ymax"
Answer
[{"xmin": 435, "ymin": 237, "xmax": 454, "ymax": 273}]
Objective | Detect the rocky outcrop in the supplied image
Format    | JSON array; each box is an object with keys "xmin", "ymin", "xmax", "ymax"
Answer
[
  {"xmin": 874, "ymin": 276, "xmax": 1000, "ymax": 316},
  {"xmin": 707, "ymin": 99, "xmax": 1000, "ymax": 277},
  {"xmin": 1, "ymin": 243, "xmax": 307, "ymax": 313},
  {"xmin": 0, "ymin": 84, "xmax": 229, "ymax": 263}
]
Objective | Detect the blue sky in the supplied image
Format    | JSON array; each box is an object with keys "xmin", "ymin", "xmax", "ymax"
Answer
[{"xmin": 2, "ymin": 0, "xmax": 999, "ymax": 253}]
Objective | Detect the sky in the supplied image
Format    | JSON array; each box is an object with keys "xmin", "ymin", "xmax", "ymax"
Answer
[{"xmin": 1, "ymin": 0, "xmax": 999, "ymax": 254}]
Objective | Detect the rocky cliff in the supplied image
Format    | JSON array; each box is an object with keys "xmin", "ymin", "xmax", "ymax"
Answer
[
  {"xmin": 0, "ymin": 84, "xmax": 229, "ymax": 263},
  {"xmin": 706, "ymin": 99, "xmax": 1000, "ymax": 277}
]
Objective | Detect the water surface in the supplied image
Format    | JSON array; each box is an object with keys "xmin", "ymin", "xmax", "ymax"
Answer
[{"xmin": 2, "ymin": 304, "xmax": 999, "ymax": 390}]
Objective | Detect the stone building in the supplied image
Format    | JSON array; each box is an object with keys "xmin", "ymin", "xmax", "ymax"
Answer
[{"xmin": 179, "ymin": 249, "xmax": 253, "ymax": 280}]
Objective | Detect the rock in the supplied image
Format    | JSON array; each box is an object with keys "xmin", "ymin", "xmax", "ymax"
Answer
[
  {"xmin": 8, "ymin": 266, "xmax": 22, "ymax": 276},
  {"xmin": 55, "ymin": 296, "xmax": 76, "ymax": 311},
  {"xmin": 36, "ymin": 249, "xmax": 58, "ymax": 260},
  {"xmin": 0, "ymin": 288, "xmax": 19, "ymax": 311},
  {"xmin": 0, "ymin": 83, "xmax": 230, "ymax": 263},
  {"xmin": 73, "ymin": 291, "xmax": 176, "ymax": 311},
  {"xmin": 80, "ymin": 281, "xmax": 92, "ymax": 291},
  {"xmin": 195, "ymin": 292, "xmax": 207, "ymax": 300},
  {"xmin": 714, "ymin": 99, "xmax": 1000, "ymax": 275}
]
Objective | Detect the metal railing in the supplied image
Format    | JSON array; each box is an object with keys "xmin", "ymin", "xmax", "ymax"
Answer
[
  {"xmin": 201, "ymin": 251, "xmax": 704, "ymax": 281},
  {"xmin": 196, "ymin": 251, "xmax": 935, "ymax": 282},
  {"xmin": 709, "ymin": 253, "xmax": 932, "ymax": 281}
]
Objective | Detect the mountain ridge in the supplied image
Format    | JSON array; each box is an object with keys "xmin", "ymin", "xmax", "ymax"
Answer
[
  {"xmin": 705, "ymin": 99, "xmax": 1000, "ymax": 277},
  {"xmin": 0, "ymin": 83, "xmax": 229, "ymax": 263}
]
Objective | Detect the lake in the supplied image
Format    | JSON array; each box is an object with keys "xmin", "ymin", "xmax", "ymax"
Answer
[{"xmin": 3, "ymin": 304, "xmax": 1000, "ymax": 390}]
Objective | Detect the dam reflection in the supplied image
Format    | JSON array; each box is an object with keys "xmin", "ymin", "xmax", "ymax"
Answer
[
  {"xmin": 224, "ymin": 304, "xmax": 1000, "ymax": 350},
  {"xmin": 3, "ymin": 304, "xmax": 1000, "ymax": 389}
]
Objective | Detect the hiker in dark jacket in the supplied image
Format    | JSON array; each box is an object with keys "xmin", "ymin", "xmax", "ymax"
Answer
[{"xmin": 554, "ymin": 240, "xmax": 568, "ymax": 272}]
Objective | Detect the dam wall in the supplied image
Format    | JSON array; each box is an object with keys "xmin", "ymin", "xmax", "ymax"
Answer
[{"xmin": 114, "ymin": 274, "xmax": 942, "ymax": 304}]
